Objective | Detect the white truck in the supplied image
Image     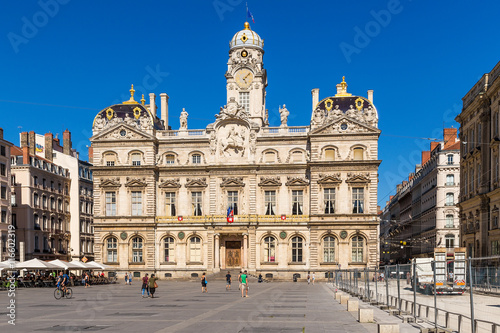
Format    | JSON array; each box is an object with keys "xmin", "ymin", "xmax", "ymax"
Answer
[{"xmin": 412, "ymin": 247, "xmax": 466, "ymax": 295}]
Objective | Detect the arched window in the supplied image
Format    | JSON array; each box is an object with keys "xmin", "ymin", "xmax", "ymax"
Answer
[
  {"xmin": 353, "ymin": 148, "xmax": 364, "ymax": 161},
  {"xmin": 263, "ymin": 236, "xmax": 276, "ymax": 262},
  {"xmin": 164, "ymin": 237, "xmax": 175, "ymax": 262},
  {"xmin": 291, "ymin": 236, "xmax": 303, "ymax": 262},
  {"xmin": 107, "ymin": 237, "xmax": 118, "ymax": 262},
  {"xmin": 189, "ymin": 237, "xmax": 201, "ymax": 262},
  {"xmin": 165, "ymin": 154, "xmax": 175, "ymax": 165},
  {"xmin": 323, "ymin": 236, "xmax": 335, "ymax": 262},
  {"xmin": 33, "ymin": 193, "xmax": 39, "ymax": 206},
  {"xmin": 131, "ymin": 153, "xmax": 141, "ymax": 166},
  {"xmin": 446, "ymin": 174, "xmax": 454, "ymax": 186},
  {"xmin": 446, "ymin": 193, "xmax": 454, "ymax": 206},
  {"xmin": 352, "ymin": 236, "xmax": 364, "ymax": 263},
  {"xmin": 34, "ymin": 235, "xmax": 39, "ymax": 251},
  {"xmin": 192, "ymin": 154, "xmax": 201, "ymax": 164},
  {"xmin": 104, "ymin": 153, "xmax": 117, "ymax": 166},
  {"xmin": 445, "ymin": 214, "xmax": 454, "ymax": 228},
  {"xmin": 324, "ymin": 148, "xmax": 335, "ymax": 161},
  {"xmin": 131, "ymin": 237, "xmax": 143, "ymax": 262},
  {"xmin": 265, "ymin": 151, "xmax": 276, "ymax": 163},
  {"xmin": 292, "ymin": 151, "xmax": 303, "ymax": 163}
]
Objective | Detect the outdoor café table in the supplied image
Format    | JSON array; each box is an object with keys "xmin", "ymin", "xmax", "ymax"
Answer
[{"xmin": 43, "ymin": 280, "xmax": 54, "ymax": 287}]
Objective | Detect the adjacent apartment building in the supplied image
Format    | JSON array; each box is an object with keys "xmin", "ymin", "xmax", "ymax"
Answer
[
  {"xmin": 456, "ymin": 60, "xmax": 500, "ymax": 264},
  {"xmin": 90, "ymin": 22, "xmax": 381, "ymax": 279},
  {"xmin": 380, "ymin": 128, "xmax": 460, "ymax": 264},
  {"xmin": 0, "ymin": 128, "xmax": 13, "ymax": 261}
]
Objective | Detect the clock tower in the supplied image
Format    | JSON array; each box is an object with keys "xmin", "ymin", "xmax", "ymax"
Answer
[{"xmin": 226, "ymin": 22, "xmax": 267, "ymax": 127}]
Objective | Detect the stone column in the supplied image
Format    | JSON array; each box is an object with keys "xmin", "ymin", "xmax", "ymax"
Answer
[
  {"xmin": 214, "ymin": 233, "xmax": 220, "ymax": 269},
  {"xmin": 243, "ymin": 233, "xmax": 248, "ymax": 269}
]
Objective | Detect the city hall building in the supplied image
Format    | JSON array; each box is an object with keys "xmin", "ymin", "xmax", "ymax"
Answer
[{"xmin": 90, "ymin": 22, "xmax": 381, "ymax": 279}]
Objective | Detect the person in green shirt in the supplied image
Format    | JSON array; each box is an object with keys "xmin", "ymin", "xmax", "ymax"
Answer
[
  {"xmin": 241, "ymin": 270, "xmax": 248, "ymax": 298},
  {"xmin": 148, "ymin": 274, "xmax": 158, "ymax": 298}
]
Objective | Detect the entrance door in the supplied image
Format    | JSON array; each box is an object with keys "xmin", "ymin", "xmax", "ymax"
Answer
[{"xmin": 225, "ymin": 241, "xmax": 241, "ymax": 267}]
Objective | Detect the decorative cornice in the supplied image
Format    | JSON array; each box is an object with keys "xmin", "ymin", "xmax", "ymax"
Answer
[
  {"xmin": 125, "ymin": 177, "xmax": 147, "ymax": 188},
  {"xmin": 285, "ymin": 176, "xmax": 309, "ymax": 187},
  {"xmin": 158, "ymin": 178, "xmax": 181, "ymax": 189},
  {"xmin": 185, "ymin": 177, "xmax": 208, "ymax": 188},
  {"xmin": 345, "ymin": 173, "xmax": 371, "ymax": 184},
  {"xmin": 220, "ymin": 177, "xmax": 245, "ymax": 188},
  {"xmin": 258, "ymin": 176, "xmax": 282, "ymax": 187},
  {"xmin": 100, "ymin": 178, "xmax": 121, "ymax": 188},
  {"xmin": 317, "ymin": 173, "xmax": 342, "ymax": 185}
]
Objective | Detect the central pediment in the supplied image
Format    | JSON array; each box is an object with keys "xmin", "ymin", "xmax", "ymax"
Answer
[{"xmin": 310, "ymin": 116, "xmax": 380, "ymax": 136}]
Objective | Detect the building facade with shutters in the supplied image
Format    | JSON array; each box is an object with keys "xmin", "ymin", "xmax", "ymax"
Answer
[
  {"xmin": 456, "ymin": 60, "xmax": 500, "ymax": 264},
  {"xmin": 90, "ymin": 22, "xmax": 381, "ymax": 279},
  {"xmin": 0, "ymin": 128, "xmax": 13, "ymax": 262},
  {"xmin": 379, "ymin": 129, "xmax": 460, "ymax": 264}
]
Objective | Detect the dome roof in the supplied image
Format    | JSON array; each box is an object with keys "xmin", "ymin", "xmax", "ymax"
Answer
[{"xmin": 230, "ymin": 22, "xmax": 263, "ymax": 50}]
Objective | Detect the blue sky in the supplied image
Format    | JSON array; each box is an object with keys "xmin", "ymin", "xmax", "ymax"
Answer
[{"xmin": 1, "ymin": 0, "xmax": 499, "ymax": 208}]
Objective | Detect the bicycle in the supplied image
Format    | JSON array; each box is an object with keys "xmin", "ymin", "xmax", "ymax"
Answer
[{"xmin": 54, "ymin": 285, "xmax": 73, "ymax": 299}]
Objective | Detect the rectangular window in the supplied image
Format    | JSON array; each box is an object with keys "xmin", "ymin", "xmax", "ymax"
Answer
[
  {"xmin": 228, "ymin": 191, "xmax": 238, "ymax": 215},
  {"xmin": 239, "ymin": 92, "xmax": 250, "ymax": 112},
  {"xmin": 131, "ymin": 153, "xmax": 141, "ymax": 166},
  {"xmin": 42, "ymin": 195, "xmax": 47, "ymax": 208},
  {"xmin": 492, "ymin": 241, "xmax": 499, "ymax": 256},
  {"xmin": 264, "ymin": 190, "xmax": 276, "ymax": 215},
  {"xmin": 1, "ymin": 210, "xmax": 6, "ymax": 223},
  {"xmin": 165, "ymin": 192, "xmax": 176, "ymax": 216},
  {"xmin": 445, "ymin": 237, "xmax": 455, "ymax": 248},
  {"xmin": 324, "ymin": 188, "xmax": 335, "ymax": 214},
  {"xmin": 105, "ymin": 192, "xmax": 117, "ymax": 216},
  {"xmin": 494, "ymin": 216, "xmax": 499, "ymax": 229},
  {"xmin": 192, "ymin": 154, "xmax": 201, "ymax": 164},
  {"xmin": 11, "ymin": 214, "xmax": 16, "ymax": 228},
  {"xmin": 192, "ymin": 192, "xmax": 202, "ymax": 216},
  {"xmin": 166, "ymin": 155, "xmax": 175, "ymax": 164},
  {"xmin": 292, "ymin": 190, "xmax": 303, "ymax": 215},
  {"xmin": 352, "ymin": 188, "xmax": 364, "ymax": 214},
  {"xmin": 447, "ymin": 154, "xmax": 453, "ymax": 165},
  {"xmin": 0, "ymin": 186, "xmax": 6, "ymax": 199},
  {"xmin": 0, "ymin": 163, "xmax": 5, "ymax": 176},
  {"xmin": 131, "ymin": 191, "xmax": 142, "ymax": 216},
  {"xmin": 0, "ymin": 145, "xmax": 5, "ymax": 156}
]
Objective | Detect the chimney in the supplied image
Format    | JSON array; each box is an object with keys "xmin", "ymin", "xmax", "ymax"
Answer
[
  {"xmin": 311, "ymin": 88, "xmax": 319, "ymax": 111},
  {"xmin": 149, "ymin": 92, "xmax": 156, "ymax": 115},
  {"xmin": 443, "ymin": 128, "xmax": 458, "ymax": 149},
  {"xmin": 0, "ymin": 128, "xmax": 3, "ymax": 140},
  {"xmin": 160, "ymin": 93, "xmax": 169, "ymax": 129},
  {"xmin": 367, "ymin": 90, "xmax": 374, "ymax": 103},
  {"xmin": 88, "ymin": 146, "xmax": 94, "ymax": 164},
  {"xmin": 28, "ymin": 131, "xmax": 35, "ymax": 156},
  {"xmin": 22, "ymin": 146, "xmax": 29, "ymax": 165},
  {"xmin": 430, "ymin": 141, "xmax": 439, "ymax": 151},
  {"xmin": 44, "ymin": 133, "xmax": 53, "ymax": 161},
  {"xmin": 422, "ymin": 151, "xmax": 430, "ymax": 165},
  {"xmin": 20, "ymin": 132, "xmax": 28, "ymax": 148},
  {"xmin": 63, "ymin": 129, "xmax": 72, "ymax": 156}
]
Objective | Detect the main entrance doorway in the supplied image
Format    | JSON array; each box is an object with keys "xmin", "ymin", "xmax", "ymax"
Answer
[{"xmin": 225, "ymin": 241, "xmax": 241, "ymax": 268}]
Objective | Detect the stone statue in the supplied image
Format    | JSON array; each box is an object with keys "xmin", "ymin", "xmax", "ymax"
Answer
[
  {"xmin": 312, "ymin": 107, "xmax": 324, "ymax": 125},
  {"xmin": 94, "ymin": 113, "xmax": 107, "ymax": 131},
  {"xmin": 209, "ymin": 131, "xmax": 217, "ymax": 155},
  {"xmin": 180, "ymin": 108, "xmax": 188, "ymax": 130},
  {"xmin": 364, "ymin": 106, "xmax": 377, "ymax": 127},
  {"xmin": 124, "ymin": 113, "xmax": 137, "ymax": 127},
  {"xmin": 109, "ymin": 112, "xmax": 123, "ymax": 126},
  {"xmin": 139, "ymin": 112, "xmax": 152, "ymax": 131},
  {"xmin": 279, "ymin": 104, "xmax": 289, "ymax": 127},
  {"xmin": 346, "ymin": 105, "xmax": 357, "ymax": 119}
]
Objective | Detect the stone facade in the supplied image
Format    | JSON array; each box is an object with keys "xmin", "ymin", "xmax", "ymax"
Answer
[
  {"xmin": 90, "ymin": 23, "xmax": 381, "ymax": 279},
  {"xmin": 456, "ymin": 60, "xmax": 500, "ymax": 264},
  {"xmin": 0, "ymin": 128, "xmax": 13, "ymax": 261},
  {"xmin": 380, "ymin": 129, "xmax": 460, "ymax": 264}
]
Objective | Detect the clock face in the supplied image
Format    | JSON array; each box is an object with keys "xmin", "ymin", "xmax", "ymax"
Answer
[
  {"xmin": 341, "ymin": 123, "xmax": 348, "ymax": 130},
  {"xmin": 235, "ymin": 69, "xmax": 253, "ymax": 89},
  {"xmin": 120, "ymin": 130, "xmax": 126, "ymax": 137}
]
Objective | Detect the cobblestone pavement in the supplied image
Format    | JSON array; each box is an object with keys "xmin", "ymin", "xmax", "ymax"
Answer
[{"xmin": 1, "ymin": 280, "xmax": 402, "ymax": 332}]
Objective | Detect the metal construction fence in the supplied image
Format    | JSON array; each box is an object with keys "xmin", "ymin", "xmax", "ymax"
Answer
[{"xmin": 329, "ymin": 259, "xmax": 500, "ymax": 333}]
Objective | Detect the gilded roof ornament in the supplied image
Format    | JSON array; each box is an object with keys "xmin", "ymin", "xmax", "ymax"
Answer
[
  {"xmin": 244, "ymin": 21, "xmax": 250, "ymax": 30},
  {"xmin": 335, "ymin": 76, "xmax": 352, "ymax": 97},
  {"xmin": 123, "ymin": 84, "xmax": 139, "ymax": 104},
  {"xmin": 141, "ymin": 94, "xmax": 145, "ymax": 105}
]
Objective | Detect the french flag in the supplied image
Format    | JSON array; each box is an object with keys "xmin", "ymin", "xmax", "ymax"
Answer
[
  {"xmin": 247, "ymin": 7, "xmax": 255, "ymax": 23},
  {"xmin": 227, "ymin": 206, "xmax": 234, "ymax": 223}
]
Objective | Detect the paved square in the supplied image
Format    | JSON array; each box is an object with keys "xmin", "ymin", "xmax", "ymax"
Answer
[{"xmin": 1, "ymin": 280, "xmax": 383, "ymax": 332}]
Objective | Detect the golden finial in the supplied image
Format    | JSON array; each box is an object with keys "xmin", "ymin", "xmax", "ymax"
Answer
[
  {"xmin": 341, "ymin": 76, "xmax": 347, "ymax": 89},
  {"xmin": 244, "ymin": 22, "xmax": 250, "ymax": 30},
  {"xmin": 123, "ymin": 84, "xmax": 139, "ymax": 104},
  {"xmin": 141, "ymin": 94, "xmax": 145, "ymax": 105},
  {"xmin": 335, "ymin": 76, "xmax": 352, "ymax": 97}
]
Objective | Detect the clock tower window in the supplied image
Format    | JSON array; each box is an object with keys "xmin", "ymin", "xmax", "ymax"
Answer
[{"xmin": 239, "ymin": 92, "xmax": 250, "ymax": 112}]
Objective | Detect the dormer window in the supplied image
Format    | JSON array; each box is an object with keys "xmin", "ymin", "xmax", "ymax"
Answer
[
  {"xmin": 104, "ymin": 153, "xmax": 116, "ymax": 166},
  {"xmin": 166, "ymin": 154, "xmax": 175, "ymax": 165},
  {"xmin": 192, "ymin": 154, "xmax": 201, "ymax": 164},
  {"xmin": 131, "ymin": 153, "xmax": 141, "ymax": 166}
]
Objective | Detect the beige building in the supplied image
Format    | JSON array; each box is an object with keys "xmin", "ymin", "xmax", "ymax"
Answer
[
  {"xmin": 90, "ymin": 22, "xmax": 381, "ymax": 279},
  {"xmin": 456, "ymin": 60, "xmax": 500, "ymax": 264},
  {"xmin": 11, "ymin": 132, "xmax": 71, "ymax": 261},
  {"xmin": 0, "ymin": 128, "xmax": 13, "ymax": 261},
  {"xmin": 380, "ymin": 129, "xmax": 460, "ymax": 264}
]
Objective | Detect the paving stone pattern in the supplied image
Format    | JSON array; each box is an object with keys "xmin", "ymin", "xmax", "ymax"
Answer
[{"xmin": 0, "ymin": 280, "xmax": 383, "ymax": 332}]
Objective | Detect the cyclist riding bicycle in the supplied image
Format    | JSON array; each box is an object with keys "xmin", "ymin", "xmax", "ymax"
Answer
[{"xmin": 56, "ymin": 272, "xmax": 70, "ymax": 294}]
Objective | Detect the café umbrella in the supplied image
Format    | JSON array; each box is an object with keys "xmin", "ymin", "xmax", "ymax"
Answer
[{"xmin": 16, "ymin": 258, "xmax": 60, "ymax": 270}]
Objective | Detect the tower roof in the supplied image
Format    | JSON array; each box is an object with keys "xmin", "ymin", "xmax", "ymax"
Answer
[{"xmin": 230, "ymin": 22, "xmax": 263, "ymax": 50}]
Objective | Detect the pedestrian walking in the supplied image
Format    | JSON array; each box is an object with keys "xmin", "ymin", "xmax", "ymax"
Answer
[
  {"xmin": 307, "ymin": 271, "xmax": 311, "ymax": 284},
  {"xmin": 241, "ymin": 270, "xmax": 249, "ymax": 298},
  {"xmin": 148, "ymin": 274, "xmax": 158, "ymax": 298},
  {"xmin": 142, "ymin": 273, "xmax": 150, "ymax": 297},
  {"xmin": 85, "ymin": 272, "xmax": 90, "ymax": 287},
  {"xmin": 125, "ymin": 272, "xmax": 129, "ymax": 285},
  {"xmin": 226, "ymin": 271, "xmax": 231, "ymax": 291},
  {"xmin": 128, "ymin": 271, "xmax": 133, "ymax": 285},
  {"xmin": 238, "ymin": 270, "xmax": 242, "ymax": 290},
  {"xmin": 312, "ymin": 272, "xmax": 315, "ymax": 285},
  {"xmin": 82, "ymin": 272, "xmax": 87, "ymax": 287},
  {"xmin": 201, "ymin": 272, "xmax": 208, "ymax": 293}
]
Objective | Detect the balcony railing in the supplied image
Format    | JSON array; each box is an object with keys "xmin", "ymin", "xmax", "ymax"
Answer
[{"xmin": 156, "ymin": 214, "xmax": 309, "ymax": 223}]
